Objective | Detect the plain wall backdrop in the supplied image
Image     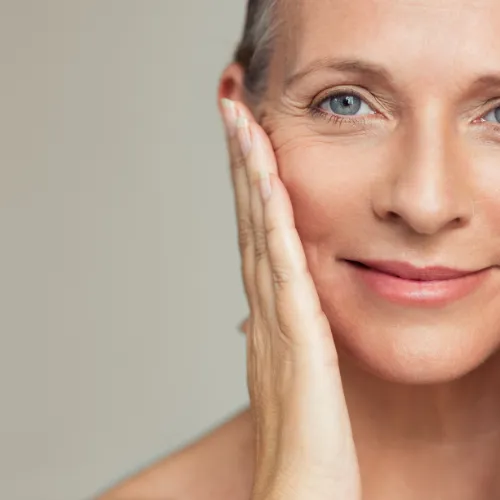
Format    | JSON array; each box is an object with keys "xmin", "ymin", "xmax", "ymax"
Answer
[{"xmin": 0, "ymin": 2, "xmax": 249, "ymax": 499}]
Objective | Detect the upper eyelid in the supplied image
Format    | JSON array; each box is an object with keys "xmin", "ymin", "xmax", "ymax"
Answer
[{"xmin": 481, "ymin": 101, "xmax": 500, "ymax": 118}]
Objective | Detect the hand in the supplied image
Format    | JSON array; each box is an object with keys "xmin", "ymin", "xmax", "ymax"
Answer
[{"xmin": 220, "ymin": 99, "xmax": 362, "ymax": 500}]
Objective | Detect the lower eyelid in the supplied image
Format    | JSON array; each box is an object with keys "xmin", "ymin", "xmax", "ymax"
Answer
[{"xmin": 308, "ymin": 107, "xmax": 379, "ymax": 128}]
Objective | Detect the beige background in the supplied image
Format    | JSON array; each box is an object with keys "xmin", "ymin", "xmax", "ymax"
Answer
[{"xmin": 0, "ymin": 2, "xmax": 249, "ymax": 499}]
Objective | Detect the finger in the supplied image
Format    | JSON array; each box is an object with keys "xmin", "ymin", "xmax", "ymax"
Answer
[
  {"xmin": 232, "ymin": 108, "xmax": 276, "ymax": 399},
  {"xmin": 236, "ymin": 114, "xmax": 277, "ymax": 325},
  {"xmin": 252, "ymin": 125, "xmax": 335, "ymax": 358},
  {"xmin": 220, "ymin": 99, "xmax": 257, "ymax": 315}
]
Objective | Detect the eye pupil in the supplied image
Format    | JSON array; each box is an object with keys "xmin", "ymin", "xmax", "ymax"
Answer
[{"xmin": 329, "ymin": 94, "xmax": 362, "ymax": 115}]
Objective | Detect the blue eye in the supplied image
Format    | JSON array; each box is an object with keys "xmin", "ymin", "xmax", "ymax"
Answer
[
  {"xmin": 483, "ymin": 107, "xmax": 500, "ymax": 124},
  {"xmin": 319, "ymin": 93, "xmax": 376, "ymax": 116}
]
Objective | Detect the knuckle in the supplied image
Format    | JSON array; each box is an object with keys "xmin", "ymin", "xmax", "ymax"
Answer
[
  {"xmin": 276, "ymin": 311, "xmax": 295, "ymax": 338},
  {"xmin": 231, "ymin": 153, "xmax": 246, "ymax": 171},
  {"xmin": 265, "ymin": 221, "xmax": 280, "ymax": 242},
  {"xmin": 253, "ymin": 228, "xmax": 268, "ymax": 262},
  {"xmin": 271, "ymin": 264, "xmax": 291, "ymax": 289},
  {"xmin": 238, "ymin": 217, "xmax": 253, "ymax": 252},
  {"xmin": 249, "ymin": 319, "xmax": 270, "ymax": 352}
]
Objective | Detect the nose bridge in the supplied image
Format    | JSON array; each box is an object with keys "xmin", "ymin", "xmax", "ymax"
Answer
[{"xmin": 377, "ymin": 102, "xmax": 473, "ymax": 234}]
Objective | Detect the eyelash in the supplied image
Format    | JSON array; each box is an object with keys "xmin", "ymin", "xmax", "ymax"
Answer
[
  {"xmin": 478, "ymin": 106, "xmax": 500, "ymax": 128},
  {"xmin": 309, "ymin": 107, "xmax": 370, "ymax": 127},
  {"xmin": 308, "ymin": 90, "xmax": 376, "ymax": 127},
  {"xmin": 308, "ymin": 91, "xmax": 500, "ymax": 131}
]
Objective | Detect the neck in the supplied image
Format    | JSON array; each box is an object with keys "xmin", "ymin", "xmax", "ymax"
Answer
[{"xmin": 339, "ymin": 349, "xmax": 500, "ymax": 499}]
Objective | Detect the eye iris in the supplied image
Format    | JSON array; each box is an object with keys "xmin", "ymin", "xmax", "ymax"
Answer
[
  {"xmin": 329, "ymin": 94, "xmax": 361, "ymax": 115},
  {"xmin": 495, "ymin": 108, "xmax": 500, "ymax": 123}
]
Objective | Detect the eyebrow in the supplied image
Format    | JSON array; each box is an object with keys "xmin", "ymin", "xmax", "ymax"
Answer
[
  {"xmin": 284, "ymin": 57, "xmax": 397, "ymax": 89},
  {"xmin": 468, "ymin": 75, "xmax": 500, "ymax": 93},
  {"xmin": 284, "ymin": 57, "xmax": 500, "ymax": 97}
]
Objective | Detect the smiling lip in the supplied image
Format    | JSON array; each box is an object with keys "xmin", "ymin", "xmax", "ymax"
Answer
[
  {"xmin": 352, "ymin": 260, "xmax": 481, "ymax": 281},
  {"xmin": 345, "ymin": 260, "xmax": 492, "ymax": 307}
]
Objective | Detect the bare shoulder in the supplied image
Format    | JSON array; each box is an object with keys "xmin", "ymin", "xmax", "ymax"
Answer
[{"xmin": 97, "ymin": 408, "xmax": 254, "ymax": 500}]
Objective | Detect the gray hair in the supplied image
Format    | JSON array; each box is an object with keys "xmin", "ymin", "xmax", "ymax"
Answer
[{"xmin": 233, "ymin": 0, "xmax": 280, "ymax": 102}]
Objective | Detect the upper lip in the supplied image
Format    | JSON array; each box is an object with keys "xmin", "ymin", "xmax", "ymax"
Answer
[{"xmin": 349, "ymin": 260, "xmax": 487, "ymax": 281}]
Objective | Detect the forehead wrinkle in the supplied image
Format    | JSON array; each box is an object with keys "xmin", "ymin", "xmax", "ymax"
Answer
[{"xmin": 272, "ymin": 0, "xmax": 500, "ymax": 105}]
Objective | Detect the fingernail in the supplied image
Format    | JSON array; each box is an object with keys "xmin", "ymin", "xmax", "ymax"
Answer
[
  {"xmin": 236, "ymin": 116, "xmax": 252, "ymax": 156},
  {"xmin": 221, "ymin": 98, "xmax": 237, "ymax": 137}
]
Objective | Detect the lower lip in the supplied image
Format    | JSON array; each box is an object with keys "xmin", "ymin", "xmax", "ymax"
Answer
[{"xmin": 345, "ymin": 261, "xmax": 492, "ymax": 307}]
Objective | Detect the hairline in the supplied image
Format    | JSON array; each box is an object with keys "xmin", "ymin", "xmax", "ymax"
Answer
[{"xmin": 234, "ymin": 0, "xmax": 282, "ymax": 104}]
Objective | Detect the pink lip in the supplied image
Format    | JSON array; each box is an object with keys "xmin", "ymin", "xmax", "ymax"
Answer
[
  {"xmin": 345, "ymin": 260, "xmax": 492, "ymax": 307},
  {"xmin": 354, "ymin": 260, "xmax": 480, "ymax": 280}
]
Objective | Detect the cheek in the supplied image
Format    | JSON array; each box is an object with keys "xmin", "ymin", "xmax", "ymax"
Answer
[
  {"xmin": 274, "ymin": 136, "xmax": 371, "ymax": 246},
  {"xmin": 272, "ymin": 131, "xmax": 384, "ymax": 318}
]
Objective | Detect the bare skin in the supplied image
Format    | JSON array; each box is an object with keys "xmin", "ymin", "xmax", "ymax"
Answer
[
  {"xmin": 100, "ymin": 0, "xmax": 500, "ymax": 498},
  {"xmin": 98, "ymin": 408, "xmax": 256, "ymax": 500},
  {"xmin": 99, "ymin": 401, "xmax": 500, "ymax": 499}
]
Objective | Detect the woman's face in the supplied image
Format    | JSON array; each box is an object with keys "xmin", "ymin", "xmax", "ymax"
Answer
[{"xmin": 257, "ymin": 0, "xmax": 500, "ymax": 383}]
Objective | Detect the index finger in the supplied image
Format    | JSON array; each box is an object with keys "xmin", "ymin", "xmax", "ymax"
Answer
[{"xmin": 220, "ymin": 99, "xmax": 257, "ymax": 313}]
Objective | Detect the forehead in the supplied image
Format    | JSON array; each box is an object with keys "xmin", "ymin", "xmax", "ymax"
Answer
[{"xmin": 280, "ymin": 0, "xmax": 500, "ymax": 93}]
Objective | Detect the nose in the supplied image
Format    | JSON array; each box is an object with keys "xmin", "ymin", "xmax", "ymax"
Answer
[{"xmin": 372, "ymin": 112, "xmax": 474, "ymax": 235}]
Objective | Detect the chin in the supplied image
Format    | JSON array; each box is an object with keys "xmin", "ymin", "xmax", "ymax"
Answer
[
  {"xmin": 317, "ymin": 284, "xmax": 500, "ymax": 386},
  {"xmin": 333, "ymin": 325, "xmax": 494, "ymax": 385}
]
